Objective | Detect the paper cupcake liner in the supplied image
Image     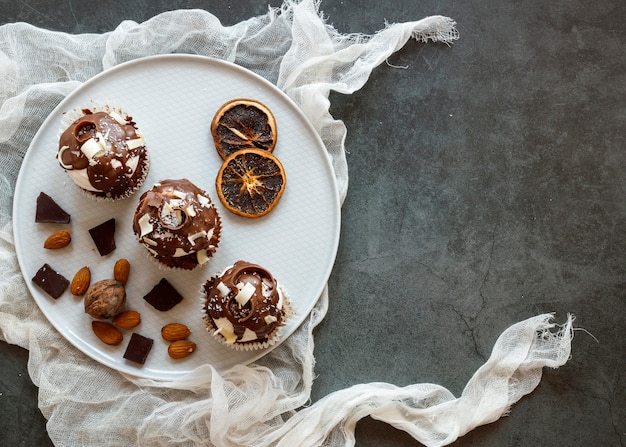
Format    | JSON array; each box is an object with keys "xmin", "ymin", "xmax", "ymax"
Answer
[
  {"xmin": 200, "ymin": 282, "xmax": 293, "ymax": 351},
  {"xmin": 140, "ymin": 246, "xmax": 213, "ymax": 272},
  {"xmin": 140, "ymin": 246, "xmax": 191, "ymax": 272},
  {"xmin": 58, "ymin": 101, "xmax": 150, "ymax": 202}
]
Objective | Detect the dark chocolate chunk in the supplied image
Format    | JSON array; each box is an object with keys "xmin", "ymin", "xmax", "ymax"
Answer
[
  {"xmin": 35, "ymin": 192, "xmax": 70, "ymax": 223},
  {"xmin": 32, "ymin": 263, "xmax": 69, "ymax": 299},
  {"xmin": 123, "ymin": 333, "xmax": 154, "ymax": 365},
  {"xmin": 88, "ymin": 218, "xmax": 116, "ymax": 256},
  {"xmin": 143, "ymin": 278, "xmax": 183, "ymax": 311}
]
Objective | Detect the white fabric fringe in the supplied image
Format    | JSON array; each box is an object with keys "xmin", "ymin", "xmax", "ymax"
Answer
[{"xmin": 0, "ymin": 1, "xmax": 574, "ymax": 446}]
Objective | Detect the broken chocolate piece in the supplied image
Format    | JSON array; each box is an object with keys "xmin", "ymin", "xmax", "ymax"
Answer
[
  {"xmin": 32, "ymin": 263, "xmax": 69, "ymax": 299},
  {"xmin": 123, "ymin": 332, "xmax": 154, "ymax": 365},
  {"xmin": 143, "ymin": 278, "xmax": 183, "ymax": 311},
  {"xmin": 88, "ymin": 218, "xmax": 116, "ymax": 256},
  {"xmin": 35, "ymin": 192, "xmax": 70, "ymax": 223}
]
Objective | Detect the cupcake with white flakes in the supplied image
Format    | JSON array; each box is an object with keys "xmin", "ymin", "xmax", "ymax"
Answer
[
  {"xmin": 201, "ymin": 260, "xmax": 292, "ymax": 350},
  {"xmin": 132, "ymin": 179, "xmax": 221, "ymax": 270},
  {"xmin": 57, "ymin": 104, "xmax": 149, "ymax": 200}
]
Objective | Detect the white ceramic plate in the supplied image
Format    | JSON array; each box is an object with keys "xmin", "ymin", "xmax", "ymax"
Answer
[{"xmin": 13, "ymin": 54, "xmax": 340, "ymax": 380}]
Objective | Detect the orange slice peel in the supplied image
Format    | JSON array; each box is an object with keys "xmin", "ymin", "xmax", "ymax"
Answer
[
  {"xmin": 211, "ymin": 99, "xmax": 277, "ymax": 160},
  {"xmin": 215, "ymin": 148, "xmax": 286, "ymax": 218}
]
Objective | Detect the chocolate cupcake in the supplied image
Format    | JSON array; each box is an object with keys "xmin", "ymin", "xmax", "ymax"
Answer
[
  {"xmin": 201, "ymin": 260, "xmax": 291, "ymax": 350},
  {"xmin": 133, "ymin": 179, "xmax": 221, "ymax": 270},
  {"xmin": 57, "ymin": 106, "xmax": 149, "ymax": 200}
]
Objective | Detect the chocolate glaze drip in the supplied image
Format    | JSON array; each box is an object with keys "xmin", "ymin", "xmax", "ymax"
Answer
[
  {"xmin": 58, "ymin": 110, "xmax": 148, "ymax": 198},
  {"xmin": 133, "ymin": 179, "xmax": 221, "ymax": 270},
  {"xmin": 203, "ymin": 260, "xmax": 285, "ymax": 343}
]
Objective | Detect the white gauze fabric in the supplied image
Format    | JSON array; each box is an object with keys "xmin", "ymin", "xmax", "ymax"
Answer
[{"xmin": 0, "ymin": 1, "xmax": 575, "ymax": 446}]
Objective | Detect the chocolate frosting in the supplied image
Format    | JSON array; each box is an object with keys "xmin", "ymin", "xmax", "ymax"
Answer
[
  {"xmin": 133, "ymin": 179, "xmax": 221, "ymax": 270},
  {"xmin": 203, "ymin": 260, "xmax": 286, "ymax": 344},
  {"xmin": 57, "ymin": 110, "xmax": 148, "ymax": 198}
]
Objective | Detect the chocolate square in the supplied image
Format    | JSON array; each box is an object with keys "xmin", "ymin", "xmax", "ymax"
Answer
[
  {"xmin": 88, "ymin": 218, "xmax": 116, "ymax": 256},
  {"xmin": 123, "ymin": 333, "xmax": 154, "ymax": 365},
  {"xmin": 35, "ymin": 192, "xmax": 70, "ymax": 224},
  {"xmin": 143, "ymin": 278, "xmax": 183, "ymax": 311},
  {"xmin": 32, "ymin": 263, "xmax": 69, "ymax": 299}
]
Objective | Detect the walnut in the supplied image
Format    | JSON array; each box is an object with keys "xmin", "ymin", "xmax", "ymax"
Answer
[{"xmin": 84, "ymin": 279, "xmax": 126, "ymax": 319}]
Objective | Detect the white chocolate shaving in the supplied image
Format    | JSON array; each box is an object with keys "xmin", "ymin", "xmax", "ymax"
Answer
[
  {"xmin": 125, "ymin": 155, "xmax": 139, "ymax": 177},
  {"xmin": 188, "ymin": 230, "xmax": 207, "ymax": 245},
  {"xmin": 261, "ymin": 279, "xmax": 273, "ymax": 297},
  {"xmin": 109, "ymin": 159, "xmax": 122, "ymax": 170},
  {"xmin": 215, "ymin": 328, "xmax": 238, "ymax": 344},
  {"xmin": 213, "ymin": 318, "xmax": 237, "ymax": 344},
  {"xmin": 264, "ymin": 315, "xmax": 278, "ymax": 324},
  {"xmin": 172, "ymin": 190, "xmax": 187, "ymax": 200},
  {"xmin": 197, "ymin": 194, "xmax": 210, "ymax": 207},
  {"xmin": 125, "ymin": 136, "xmax": 145, "ymax": 150},
  {"xmin": 186, "ymin": 205, "xmax": 197, "ymax": 217},
  {"xmin": 162, "ymin": 201, "xmax": 174, "ymax": 214},
  {"xmin": 173, "ymin": 248, "xmax": 188, "ymax": 257},
  {"xmin": 235, "ymin": 282, "xmax": 256, "ymax": 306},
  {"xmin": 277, "ymin": 288, "xmax": 284, "ymax": 310},
  {"xmin": 142, "ymin": 236, "xmax": 157, "ymax": 246},
  {"xmin": 80, "ymin": 138, "xmax": 104, "ymax": 159},
  {"xmin": 108, "ymin": 110, "xmax": 127, "ymax": 125},
  {"xmin": 96, "ymin": 132, "xmax": 109, "ymax": 151},
  {"xmin": 216, "ymin": 281, "xmax": 230, "ymax": 297},
  {"xmin": 196, "ymin": 249, "xmax": 209, "ymax": 265},
  {"xmin": 138, "ymin": 214, "xmax": 153, "ymax": 237},
  {"xmin": 126, "ymin": 155, "xmax": 139, "ymax": 173},
  {"xmin": 57, "ymin": 146, "xmax": 74, "ymax": 169}
]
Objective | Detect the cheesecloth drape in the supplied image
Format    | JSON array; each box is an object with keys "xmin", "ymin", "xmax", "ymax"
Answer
[{"xmin": 0, "ymin": 1, "xmax": 574, "ymax": 446}]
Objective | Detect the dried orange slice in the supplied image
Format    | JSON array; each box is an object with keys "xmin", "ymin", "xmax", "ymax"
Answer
[
  {"xmin": 216, "ymin": 148, "xmax": 286, "ymax": 218},
  {"xmin": 211, "ymin": 99, "xmax": 277, "ymax": 160}
]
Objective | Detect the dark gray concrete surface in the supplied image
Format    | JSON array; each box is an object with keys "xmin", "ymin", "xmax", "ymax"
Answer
[{"xmin": 1, "ymin": 1, "xmax": 624, "ymax": 446}]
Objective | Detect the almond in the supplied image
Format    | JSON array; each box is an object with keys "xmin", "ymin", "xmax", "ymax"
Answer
[
  {"xmin": 70, "ymin": 266, "xmax": 91, "ymax": 296},
  {"xmin": 167, "ymin": 340, "xmax": 197, "ymax": 359},
  {"xmin": 113, "ymin": 258, "xmax": 130, "ymax": 286},
  {"xmin": 43, "ymin": 229, "xmax": 71, "ymax": 249},
  {"xmin": 112, "ymin": 310, "xmax": 141, "ymax": 329},
  {"xmin": 161, "ymin": 323, "xmax": 191, "ymax": 341},
  {"xmin": 91, "ymin": 321, "xmax": 123, "ymax": 345}
]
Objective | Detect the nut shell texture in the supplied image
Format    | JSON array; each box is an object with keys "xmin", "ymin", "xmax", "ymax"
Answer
[{"xmin": 84, "ymin": 279, "xmax": 126, "ymax": 319}]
